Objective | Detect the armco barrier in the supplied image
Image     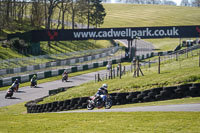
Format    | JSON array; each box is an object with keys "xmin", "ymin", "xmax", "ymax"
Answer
[
  {"xmin": 25, "ymin": 83, "xmax": 200, "ymax": 113},
  {"xmin": 0, "ymin": 47, "xmax": 120, "ymax": 76},
  {"xmin": 0, "ymin": 57, "xmax": 123, "ymax": 87}
]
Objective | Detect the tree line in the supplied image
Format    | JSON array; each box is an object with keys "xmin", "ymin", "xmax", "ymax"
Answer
[
  {"xmin": 0, "ymin": 0, "xmax": 106, "ymax": 31},
  {"xmin": 0, "ymin": 0, "xmax": 199, "ymax": 32}
]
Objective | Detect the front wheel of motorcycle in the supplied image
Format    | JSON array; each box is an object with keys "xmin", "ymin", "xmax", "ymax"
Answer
[
  {"xmin": 87, "ymin": 103, "xmax": 95, "ymax": 110},
  {"xmin": 105, "ymin": 99, "xmax": 112, "ymax": 109}
]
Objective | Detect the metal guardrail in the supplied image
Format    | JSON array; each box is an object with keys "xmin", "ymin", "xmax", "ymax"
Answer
[
  {"xmin": 0, "ymin": 47, "xmax": 116, "ymax": 70},
  {"xmin": 0, "ymin": 46, "xmax": 123, "ymax": 78}
]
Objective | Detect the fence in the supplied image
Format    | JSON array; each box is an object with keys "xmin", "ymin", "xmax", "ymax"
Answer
[
  {"xmin": 95, "ymin": 44, "xmax": 200, "ymax": 82},
  {"xmin": 0, "ymin": 46, "xmax": 123, "ymax": 78},
  {"xmin": 0, "ymin": 47, "xmax": 116, "ymax": 69}
]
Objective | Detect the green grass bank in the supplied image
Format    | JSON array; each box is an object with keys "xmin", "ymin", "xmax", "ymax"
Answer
[{"xmin": 1, "ymin": 97, "xmax": 200, "ymax": 133}]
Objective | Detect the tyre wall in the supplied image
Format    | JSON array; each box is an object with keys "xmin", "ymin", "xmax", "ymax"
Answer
[{"xmin": 25, "ymin": 83, "xmax": 200, "ymax": 113}]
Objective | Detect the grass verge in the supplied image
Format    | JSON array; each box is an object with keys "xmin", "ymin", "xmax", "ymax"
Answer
[{"xmin": 0, "ymin": 97, "xmax": 200, "ymax": 133}]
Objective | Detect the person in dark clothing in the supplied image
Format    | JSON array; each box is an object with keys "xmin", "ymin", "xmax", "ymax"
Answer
[
  {"xmin": 95, "ymin": 84, "xmax": 108, "ymax": 102},
  {"xmin": 62, "ymin": 70, "xmax": 68, "ymax": 82},
  {"xmin": 30, "ymin": 75, "xmax": 37, "ymax": 87}
]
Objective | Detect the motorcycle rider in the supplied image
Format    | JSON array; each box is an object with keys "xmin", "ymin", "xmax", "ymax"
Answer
[
  {"xmin": 11, "ymin": 79, "xmax": 20, "ymax": 92},
  {"xmin": 5, "ymin": 86, "xmax": 15, "ymax": 98},
  {"xmin": 95, "ymin": 84, "xmax": 108, "ymax": 104},
  {"xmin": 31, "ymin": 75, "xmax": 37, "ymax": 87},
  {"xmin": 62, "ymin": 70, "xmax": 68, "ymax": 81}
]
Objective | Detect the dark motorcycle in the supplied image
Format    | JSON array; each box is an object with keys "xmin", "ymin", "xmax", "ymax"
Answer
[
  {"xmin": 30, "ymin": 81, "xmax": 37, "ymax": 88},
  {"xmin": 87, "ymin": 95, "xmax": 112, "ymax": 110},
  {"xmin": 62, "ymin": 75, "xmax": 68, "ymax": 82},
  {"xmin": 5, "ymin": 88, "xmax": 14, "ymax": 99},
  {"xmin": 30, "ymin": 79, "xmax": 37, "ymax": 88}
]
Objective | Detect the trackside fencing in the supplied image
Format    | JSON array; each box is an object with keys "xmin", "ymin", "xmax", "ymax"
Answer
[
  {"xmin": 95, "ymin": 44, "xmax": 200, "ymax": 82},
  {"xmin": 0, "ymin": 46, "xmax": 120, "ymax": 76}
]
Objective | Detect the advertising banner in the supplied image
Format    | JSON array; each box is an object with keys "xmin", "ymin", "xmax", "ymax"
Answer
[{"xmin": 9, "ymin": 25, "xmax": 200, "ymax": 42}]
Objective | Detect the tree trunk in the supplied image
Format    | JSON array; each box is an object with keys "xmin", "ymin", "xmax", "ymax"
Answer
[
  {"xmin": 62, "ymin": 11, "xmax": 65, "ymax": 29},
  {"xmin": 87, "ymin": 0, "xmax": 90, "ymax": 29},
  {"xmin": 71, "ymin": 1, "xmax": 75, "ymax": 29},
  {"xmin": 45, "ymin": 0, "xmax": 48, "ymax": 29}
]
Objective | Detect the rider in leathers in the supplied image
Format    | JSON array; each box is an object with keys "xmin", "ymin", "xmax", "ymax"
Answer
[
  {"xmin": 31, "ymin": 75, "xmax": 37, "ymax": 86},
  {"xmin": 11, "ymin": 79, "xmax": 20, "ymax": 92},
  {"xmin": 95, "ymin": 84, "xmax": 108, "ymax": 103}
]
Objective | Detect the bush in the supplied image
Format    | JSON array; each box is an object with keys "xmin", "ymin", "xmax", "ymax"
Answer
[{"xmin": 8, "ymin": 38, "xmax": 30, "ymax": 53}]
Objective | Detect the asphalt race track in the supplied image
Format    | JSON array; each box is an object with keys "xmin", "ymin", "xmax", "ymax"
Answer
[
  {"xmin": 0, "ymin": 70, "xmax": 106, "ymax": 107},
  {"xmin": 61, "ymin": 104, "xmax": 200, "ymax": 113}
]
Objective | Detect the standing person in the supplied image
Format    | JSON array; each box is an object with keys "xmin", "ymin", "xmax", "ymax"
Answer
[
  {"xmin": 106, "ymin": 61, "xmax": 112, "ymax": 71},
  {"xmin": 117, "ymin": 63, "xmax": 121, "ymax": 76},
  {"xmin": 117, "ymin": 63, "xmax": 120, "ymax": 71}
]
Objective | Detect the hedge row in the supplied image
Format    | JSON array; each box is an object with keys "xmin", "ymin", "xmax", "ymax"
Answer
[{"xmin": 25, "ymin": 83, "xmax": 200, "ymax": 113}]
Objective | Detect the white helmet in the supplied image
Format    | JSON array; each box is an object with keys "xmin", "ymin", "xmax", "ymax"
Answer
[{"xmin": 102, "ymin": 84, "xmax": 108, "ymax": 89}]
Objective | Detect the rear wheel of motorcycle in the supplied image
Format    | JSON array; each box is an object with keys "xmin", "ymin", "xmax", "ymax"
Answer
[{"xmin": 87, "ymin": 103, "xmax": 94, "ymax": 110}]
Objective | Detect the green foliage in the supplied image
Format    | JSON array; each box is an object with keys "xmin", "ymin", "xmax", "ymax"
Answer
[
  {"xmin": 9, "ymin": 38, "xmax": 29, "ymax": 49},
  {"xmin": 183, "ymin": 75, "xmax": 200, "ymax": 83},
  {"xmin": 90, "ymin": 0, "xmax": 106, "ymax": 27}
]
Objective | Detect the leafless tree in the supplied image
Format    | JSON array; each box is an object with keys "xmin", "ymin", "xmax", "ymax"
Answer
[
  {"xmin": 57, "ymin": 0, "xmax": 71, "ymax": 29},
  {"xmin": 31, "ymin": 0, "xmax": 45, "ymax": 28}
]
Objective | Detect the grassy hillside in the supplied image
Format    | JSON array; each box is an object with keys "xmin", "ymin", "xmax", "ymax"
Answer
[
  {"xmin": 40, "ymin": 49, "xmax": 200, "ymax": 104},
  {"xmin": 0, "ymin": 40, "xmax": 113, "ymax": 60},
  {"xmin": 102, "ymin": 4, "xmax": 200, "ymax": 52},
  {"xmin": 102, "ymin": 4, "xmax": 200, "ymax": 27}
]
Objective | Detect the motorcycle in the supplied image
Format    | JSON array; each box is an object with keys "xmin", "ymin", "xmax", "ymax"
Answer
[
  {"xmin": 5, "ymin": 88, "xmax": 14, "ymax": 99},
  {"xmin": 62, "ymin": 75, "xmax": 68, "ymax": 82},
  {"xmin": 30, "ymin": 79, "xmax": 37, "ymax": 88},
  {"xmin": 87, "ymin": 95, "xmax": 112, "ymax": 110}
]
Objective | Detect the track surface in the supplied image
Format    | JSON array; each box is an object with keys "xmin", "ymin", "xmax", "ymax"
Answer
[
  {"xmin": 0, "ymin": 70, "xmax": 106, "ymax": 107},
  {"xmin": 61, "ymin": 104, "xmax": 200, "ymax": 113}
]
